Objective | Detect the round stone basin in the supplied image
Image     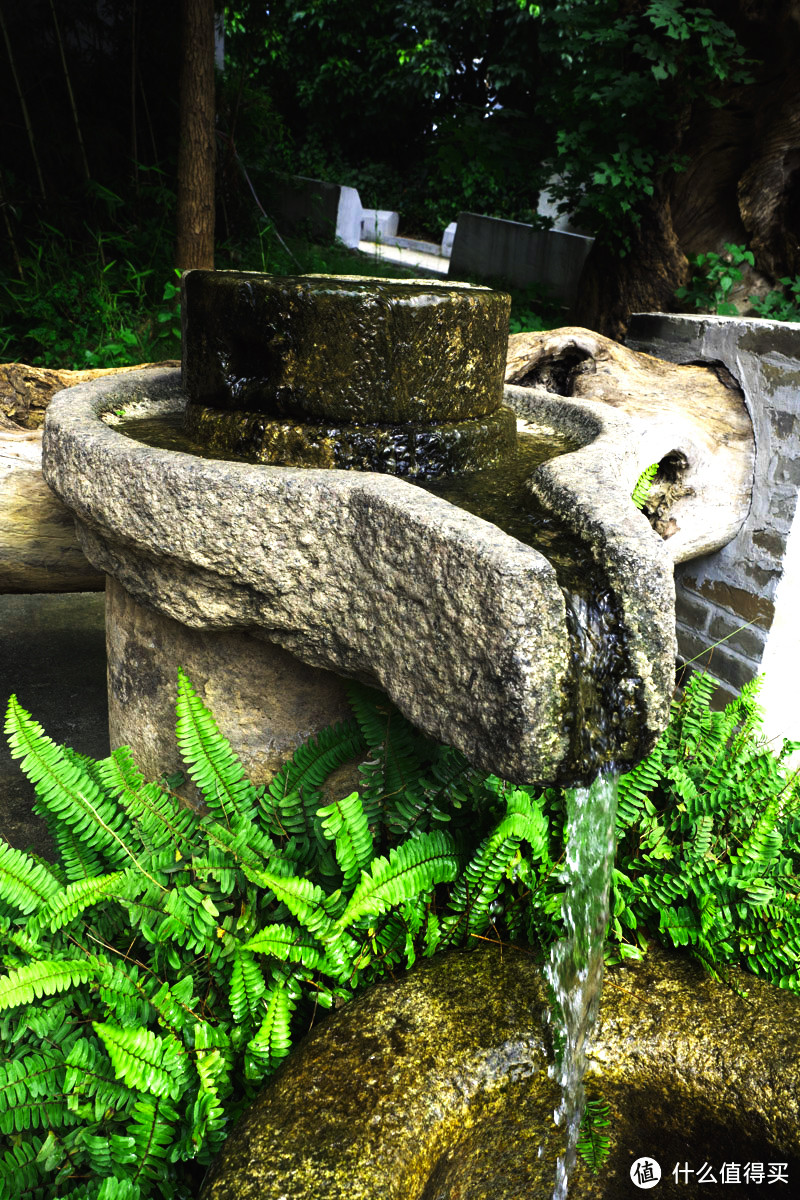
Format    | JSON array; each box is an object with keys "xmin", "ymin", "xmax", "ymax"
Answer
[
  {"xmin": 41, "ymin": 369, "xmax": 675, "ymax": 785},
  {"xmin": 198, "ymin": 946, "xmax": 800, "ymax": 1200}
]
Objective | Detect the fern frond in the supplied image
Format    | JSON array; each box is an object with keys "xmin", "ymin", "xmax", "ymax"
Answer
[
  {"xmin": 227, "ymin": 947, "xmax": 267, "ymax": 1025},
  {"xmin": 0, "ymin": 1051, "xmax": 71, "ymax": 1134},
  {"xmin": 97, "ymin": 747, "xmax": 199, "ymax": 855},
  {"xmin": 128, "ymin": 1095, "xmax": 179, "ymax": 1185},
  {"xmin": 577, "ymin": 1095, "xmax": 612, "ymax": 1172},
  {"xmin": 246, "ymin": 978, "xmax": 295, "ymax": 1074},
  {"xmin": 445, "ymin": 793, "xmax": 547, "ymax": 936},
  {"xmin": 0, "ymin": 839, "xmax": 61, "ymax": 917},
  {"xmin": 631, "ymin": 461, "xmax": 658, "ymax": 509},
  {"xmin": 0, "ymin": 1136, "xmax": 44, "ymax": 1196},
  {"xmin": 317, "ymin": 790, "xmax": 374, "ymax": 890},
  {"xmin": 242, "ymin": 923, "xmax": 327, "ymax": 971},
  {"xmin": 175, "ymin": 670, "xmax": 258, "ymax": 824},
  {"xmin": 338, "ymin": 831, "xmax": 459, "ymax": 928},
  {"xmin": 259, "ymin": 719, "xmax": 366, "ymax": 871},
  {"xmin": 0, "ymin": 958, "xmax": 97, "ymax": 1012},
  {"xmin": 92, "ymin": 1023, "xmax": 188, "ymax": 1101},
  {"xmin": 63, "ymin": 1037, "xmax": 138, "ymax": 1123},
  {"xmin": 28, "ymin": 872, "xmax": 127, "ymax": 938},
  {"xmin": 4, "ymin": 696, "xmax": 136, "ymax": 877}
]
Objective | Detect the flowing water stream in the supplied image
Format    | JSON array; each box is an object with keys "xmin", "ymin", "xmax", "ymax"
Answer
[{"xmin": 546, "ymin": 772, "xmax": 619, "ymax": 1198}]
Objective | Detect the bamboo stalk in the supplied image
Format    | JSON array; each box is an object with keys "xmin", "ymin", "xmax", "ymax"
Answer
[
  {"xmin": 0, "ymin": 169, "xmax": 23, "ymax": 280},
  {"xmin": 48, "ymin": 0, "xmax": 91, "ymax": 183},
  {"xmin": 0, "ymin": 5, "xmax": 47, "ymax": 200}
]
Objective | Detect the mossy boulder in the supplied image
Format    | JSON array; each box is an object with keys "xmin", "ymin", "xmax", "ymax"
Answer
[{"xmin": 201, "ymin": 945, "xmax": 800, "ymax": 1200}]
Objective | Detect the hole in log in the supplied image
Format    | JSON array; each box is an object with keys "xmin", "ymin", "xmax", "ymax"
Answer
[
  {"xmin": 515, "ymin": 347, "xmax": 596, "ymax": 395},
  {"xmin": 644, "ymin": 450, "xmax": 692, "ymax": 541}
]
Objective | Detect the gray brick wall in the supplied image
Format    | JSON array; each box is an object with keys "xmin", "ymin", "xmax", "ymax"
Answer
[{"xmin": 627, "ymin": 314, "xmax": 800, "ymax": 708}]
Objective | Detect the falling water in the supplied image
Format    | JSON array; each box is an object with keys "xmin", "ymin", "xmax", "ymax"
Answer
[{"xmin": 545, "ymin": 771, "xmax": 619, "ymax": 1200}]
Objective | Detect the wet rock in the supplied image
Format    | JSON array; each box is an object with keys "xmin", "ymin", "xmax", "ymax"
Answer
[
  {"xmin": 200, "ymin": 945, "xmax": 800, "ymax": 1200},
  {"xmin": 200, "ymin": 947, "xmax": 563, "ymax": 1200}
]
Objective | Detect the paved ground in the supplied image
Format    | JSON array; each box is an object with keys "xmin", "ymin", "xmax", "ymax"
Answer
[
  {"xmin": 357, "ymin": 239, "xmax": 449, "ymax": 276},
  {"xmin": 0, "ymin": 590, "xmax": 108, "ymax": 857}
]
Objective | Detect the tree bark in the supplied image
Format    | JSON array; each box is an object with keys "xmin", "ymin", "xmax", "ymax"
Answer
[
  {"xmin": 0, "ymin": 361, "xmax": 179, "ymax": 430},
  {"xmin": 574, "ymin": 1, "xmax": 800, "ymax": 337},
  {"xmin": 176, "ymin": 0, "xmax": 216, "ymax": 270}
]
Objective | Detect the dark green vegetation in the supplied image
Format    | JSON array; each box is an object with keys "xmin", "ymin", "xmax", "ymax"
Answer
[
  {"xmin": 1, "ymin": 666, "xmax": 798, "ymax": 1196},
  {"xmin": 4, "ymin": 0, "xmax": 786, "ymax": 361},
  {"xmin": 676, "ymin": 243, "xmax": 800, "ymax": 321}
]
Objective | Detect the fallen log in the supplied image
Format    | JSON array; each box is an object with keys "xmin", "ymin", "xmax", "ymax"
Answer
[
  {"xmin": 1, "ymin": 361, "xmax": 177, "ymax": 592},
  {"xmin": 505, "ymin": 328, "xmax": 755, "ymax": 563},
  {"xmin": 0, "ymin": 359, "xmax": 180, "ymax": 429}
]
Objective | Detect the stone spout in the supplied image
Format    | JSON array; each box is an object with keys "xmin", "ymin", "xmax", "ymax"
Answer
[{"xmin": 41, "ymin": 366, "xmax": 676, "ymax": 785}]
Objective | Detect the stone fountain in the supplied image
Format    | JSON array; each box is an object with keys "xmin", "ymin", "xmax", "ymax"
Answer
[
  {"xmin": 39, "ymin": 273, "xmax": 773, "ymax": 1199},
  {"xmin": 42, "ymin": 271, "xmax": 679, "ymax": 790}
]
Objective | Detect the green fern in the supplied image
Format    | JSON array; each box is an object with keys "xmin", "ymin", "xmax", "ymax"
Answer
[
  {"xmin": 3, "ymin": 667, "xmax": 799, "ymax": 1198},
  {"xmin": 631, "ymin": 461, "xmax": 659, "ymax": 509},
  {"xmin": 577, "ymin": 1095, "xmax": 612, "ymax": 1172}
]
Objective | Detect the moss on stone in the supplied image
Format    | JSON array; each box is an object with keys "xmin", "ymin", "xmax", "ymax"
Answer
[
  {"xmin": 201, "ymin": 945, "xmax": 800, "ymax": 1200},
  {"xmin": 181, "ymin": 271, "xmax": 511, "ymax": 425},
  {"xmin": 183, "ymin": 401, "xmax": 518, "ymax": 478}
]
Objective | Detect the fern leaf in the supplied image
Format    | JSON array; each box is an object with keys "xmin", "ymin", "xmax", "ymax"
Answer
[
  {"xmin": 0, "ymin": 839, "xmax": 61, "ymax": 916},
  {"xmin": 228, "ymin": 947, "xmax": 267, "ymax": 1024},
  {"xmin": 0, "ymin": 1137, "xmax": 44, "ymax": 1196},
  {"xmin": 259, "ymin": 719, "xmax": 366, "ymax": 875},
  {"xmin": 317, "ymin": 790, "xmax": 374, "ymax": 890},
  {"xmin": 63, "ymin": 1037, "xmax": 138, "ymax": 1123},
  {"xmin": 28, "ymin": 871, "xmax": 127, "ymax": 937},
  {"xmin": 4, "ymin": 696, "xmax": 136, "ymax": 877},
  {"xmin": 92, "ymin": 1022, "xmax": 188, "ymax": 1101},
  {"xmin": 246, "ymin": 978, "xmax": 295, "ymax": 1073},
  {"xmin": 128, "ymin": 1095, "xmax": 179, "ymax": 1184},
  {"xmin": 577, "ymin": 1095, "xmax": 612, "ymax": 1172},
  {"xmin": 0, "ymin": 958, "xmax": 97, "ymax": 1011},
  {"xmin": 97, "ymin": 747, "xmax": 199, "ymax": 854},
  {"xmin": 0, "ymin": 1051, "xmax": 71, "ymax": 1135},
  {"xmin": 175, "ymin": 669, "xmax": 258, "ymax": 823},
  {"xmin": 446, "ymin": 796, "xmax": 547, "ymax": 936},
  {"xmin": 247, "ymin": 866, "xmax": 336, "ymax": 939},
  {"xmin": 242, "ymin": 923, "xmax": 327, "ymax": 970},
  {"xmin": 338, "ymin": 831, "xmax": 459, "ymax": 928},
  {"xmin": 631, "ymin": 462, "xmax": 658, "ymax": 509}
]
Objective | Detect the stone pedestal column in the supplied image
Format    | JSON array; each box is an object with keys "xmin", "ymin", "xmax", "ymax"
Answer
[{"xmin": 105, "ymin": 576, "xmax": 352, "ymax": 786}]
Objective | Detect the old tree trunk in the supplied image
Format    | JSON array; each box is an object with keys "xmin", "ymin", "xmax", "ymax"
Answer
[
  {"xmin": 576, "ymin": 2, "xmax": 800, "ymax": 338},
  {"xmin": 176, "ymin": 0, "xmax": 216, "ymax": 270}
]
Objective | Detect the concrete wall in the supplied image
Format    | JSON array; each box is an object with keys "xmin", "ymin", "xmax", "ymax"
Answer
[
  {"xmin": 447, "ymin": 211, "xmax": 594, "ymax": 305},
  {"xmin": 266, "ymin": 173, "xmax": 362, "ymax": 248},
  {"xmin": 627, "ymin": 314, "xmax": 800, "ymax": 747}
]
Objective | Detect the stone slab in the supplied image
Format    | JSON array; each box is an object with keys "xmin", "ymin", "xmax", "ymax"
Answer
[
  {"xmin": 265, "ymin": 172, "xmax": 362, "ymax": 248},
  {"xmin": 359, "ymin": 209, "xmax": 399, "ymax": 240},
  {"xmin": 448, "ymin": 211, "xmax": 594, "ymax": 304}
]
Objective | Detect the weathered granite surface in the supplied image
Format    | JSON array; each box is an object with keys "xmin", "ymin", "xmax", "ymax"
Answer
[
  {"xmin": 200, "ymin": 945, "xmax": 800, "ymax": 1200},
  {"xmin": 41, "ymin": 369, "xmax": 674, "ymax": 783},
  {"xmin": 105, "ymin": 575, "xmax": 352, "ymax": 789}
]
